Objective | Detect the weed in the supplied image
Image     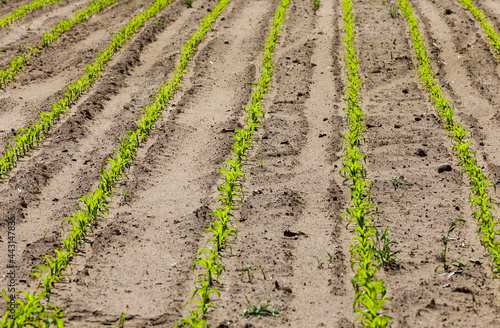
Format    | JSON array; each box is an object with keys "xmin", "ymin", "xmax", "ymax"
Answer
[
  {"xmin": 184, "ymin": 0, "xmax": 193, "ymax": 7},
  {"xmin": 241, "ymin": 296, "xmax": 279, "ymax": 319},
  {"xmin": 435, "ymin": 219, "xmax": 469, "ymax": 274},
  {"xmin": 387, "ymin": 5, "xmax": 401, "ymax": 18},
  {"xmin": 313, "ymin": 27, "xmax": 325, "ymax": 35},
  {"xmin": 374, "ymin": 228, "xmax": 400, "ymax": 270},
  {"xmin": 390, "ymin": 175, "xmax": 412, "ymax": 190}
]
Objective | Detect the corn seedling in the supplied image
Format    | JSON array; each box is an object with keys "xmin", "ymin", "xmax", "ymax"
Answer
[
  {"xmin": 397, "ymin": 0, "xmax": 500, "ymax": 278},
  {"xmin": 314, "ymin": 256, "xmax": 325, "ymax": 269},
  {"xmin": 0, "ymin": 0, "xmax": 177, "ymax": 181},
  {"xmin": 456, "ymin": 0, "xmax": 500, "ymax": 60},
  {"xmin": 327, "ymin": 252, "xmax": 334, "ymax": 265},
  {"xmin": 177, "ymin": 1, "xmax": 290, "ymax": 326},
  {"xmin": 435, "ymin": 218, "xmax": 469, "ymax": 274},
  {"xmin": 340, "ymin": 0, "xmax": 392, "ymax": 326},
  {"xmin": 241, "ymin": 266, "xmax": 266, "ymax": 282},
  {"xmin": 184, "ymin": 0, "xmax": 193, "ymax": 8},
  {"xmin": 1, "ymin": 0, "xmax": 228, "ymax": 325},
  {"xmin": 0, "ymin": 0, "xmax": 124, "ymax": 90},
  {"xmin": 241, "ymin": 296, "xmax": 279, "ymax": 319},
  {"xmin": 390, "ymin": 175, "xmax": 412, "ymax": 190},
  {"xmin": 0, "ymin": 0, "xmax": 69, "ymax": 30},
  {"xmin": 311, "ymin": 0, "xmax": 320, "ymax": 14},
  {"xmin": 119, "ymin": 312, "xmax": 126, "ymax": 328}
]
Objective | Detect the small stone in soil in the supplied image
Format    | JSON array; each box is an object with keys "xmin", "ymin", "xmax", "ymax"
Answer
[
  {"xmin": 437, "ymin": 163, "xmax": 452, "ymax": 173},
  {"xmin": 414, "ymin": 149, "xmax": 427, "ymax": 157}
]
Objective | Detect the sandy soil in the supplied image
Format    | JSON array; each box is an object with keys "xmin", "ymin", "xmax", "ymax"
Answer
[{"xmin": 1, "ymin": 0, "xmax": 500, "ymax": 327}]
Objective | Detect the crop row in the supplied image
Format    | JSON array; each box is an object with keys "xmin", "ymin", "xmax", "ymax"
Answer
[
  {"xmin": 456, "ymin": 0, "xmax": 500, "ymax": 59},
  {"xmin": 0, "ymin": 0, "xmax": 68, "ymax": 29},
  {"xmin": 0, "ymin": 0, "xmax": 236, "ymax": 326},
  {"xmin": 0, "ymin": 0, "xmax": 122, "ymax": 89},
  {"xmin": 340, "ymin": 0, "xmax": 391, "ymax": 326},
  {"xmin": 176, "ymin": 1, "xmax": 290, "ymax": 327},
  {"xmin": 0, "ymin": 0, "xmax": 177, "ymax": 181},
  {"xmin": 396, "ymin": 0, "xmax": 500, "ymax": 277}
]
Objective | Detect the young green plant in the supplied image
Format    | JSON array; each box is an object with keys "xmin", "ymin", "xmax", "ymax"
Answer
[
  {"xmin": 435, "ymin": 218, "xmax": 469, "ymax": 274},
  {"xmin": 340, "ymin": 0, "xmax": 392, "ymax": 325},
  {"xmin": 311, "ymin": 0, "xmax": 320, "ymax": 14},
  {"xmin": 241, "ymin": 296, "xmax": 279, "ymax": 319}
]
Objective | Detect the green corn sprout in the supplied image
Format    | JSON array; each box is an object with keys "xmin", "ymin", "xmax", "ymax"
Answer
[{"xmin": 340, "ymin": 0, "xmax": 392, "ymax": 326}]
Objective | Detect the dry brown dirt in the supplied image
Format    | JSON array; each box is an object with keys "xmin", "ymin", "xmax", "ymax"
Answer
[{"xmin": 1, "ymin": 0, "xmax": 500, "ymax": 327}]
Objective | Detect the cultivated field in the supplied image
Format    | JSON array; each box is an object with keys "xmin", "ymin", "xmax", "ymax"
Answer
[{"xmin": 1, "ymin": 0, "xmax": 500, "ymax": 326}]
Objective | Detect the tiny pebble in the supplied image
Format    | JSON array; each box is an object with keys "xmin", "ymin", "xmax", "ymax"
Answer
[{"xmin": 437, "ymin": 163, "xmax": 452, "ymax": 173}]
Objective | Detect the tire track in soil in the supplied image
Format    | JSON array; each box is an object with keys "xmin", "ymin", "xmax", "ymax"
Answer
[
  {"xmin": 0, "ymin": 0, "xmax": 88, "ymax": 48},
  {"xmin": 35, "ymin": 1, "xmax": 278, "ymax": 326},
  {"xmin": 358, "ymin": 0, "xmax": 500, "ymax": 326},
  {"xmin": 205, "ymin": 0, "xmax": 351, "ymax": 326},
  {"xmin": 0, "ymin": 0, "xmax": 208, "ymax": 314},
  {"xmin": 0, "ymin": 0, "xmax": 149, "ymax": 141}
]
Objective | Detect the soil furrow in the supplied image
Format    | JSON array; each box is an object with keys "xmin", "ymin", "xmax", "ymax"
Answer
[
  {"xmin": 25, "ymin": 0, "xmax": 278, "ymax": 326},
  {"xmin": 357, "ymin": 0, "xmax": 500, "ymax": 326}
]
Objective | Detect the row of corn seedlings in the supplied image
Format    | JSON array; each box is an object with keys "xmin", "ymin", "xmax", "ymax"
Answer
[
  {"xmin": 396, "ymin": 0, "xmax": 500, "ymax": 277},
  {"xmin": 456, "ymin": 0, "xmax": 500, "ymax": 59},
  {"xmin": 0, "ymin": 0, "xmax": 68, "ymax": 29},
  {"xmin": 176, "ymin": 0, "xmax": 290, "ymax": 326},
  {"xmin": 0, "ymin": 0, "xmax": 177, "ymax": 181},
  {"xmin": 0, "ymin": 0, "xmax": 122, "ymax": 89},
  {"xmin": 0, "ymin": 0, "xmax": 232, "ymax": 326},
  {"xmin": 340, "ymin": 0, "xmax": 391, "ymax": 326}
]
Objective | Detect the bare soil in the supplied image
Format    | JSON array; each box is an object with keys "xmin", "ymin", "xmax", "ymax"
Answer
[{"xmin": 1, "ymin": 0, "xmax": 500, "ymax": 327}]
